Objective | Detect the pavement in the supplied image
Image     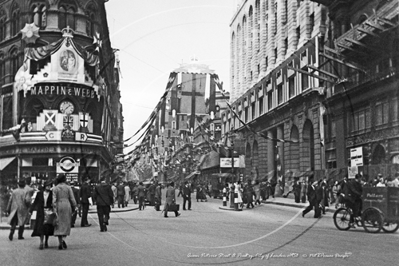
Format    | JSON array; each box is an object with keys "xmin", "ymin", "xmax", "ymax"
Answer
[{"xmin": 0, "ymin": 195, "xmax": 336, "ymax": 229}]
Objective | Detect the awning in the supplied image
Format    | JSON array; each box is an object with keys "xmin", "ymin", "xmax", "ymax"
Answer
[
  {"xmin": 0, "ymin": 157, "xmax": 16, "ymax": 171},
  {"xmin": 185, "ymin": 171, "xmax": 200, "ymax": 180}
]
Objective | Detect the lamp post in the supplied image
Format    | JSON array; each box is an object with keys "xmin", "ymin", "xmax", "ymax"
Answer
[{"xmin": 228, "ymin": 130, "xmax": 236, "ymax": 208}]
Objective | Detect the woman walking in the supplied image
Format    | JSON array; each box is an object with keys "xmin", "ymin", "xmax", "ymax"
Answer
[
  {"xmin": 52, "ymin": 174, "xmax": 77, "ymax": 250},
  {"xmin": 29, "ymin": 180, "xmax": 54, "ymax": 249}
]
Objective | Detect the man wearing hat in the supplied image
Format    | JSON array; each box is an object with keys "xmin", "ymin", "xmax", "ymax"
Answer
[
  {"xmin": 79, "ymin": 178, "xmax": 92, "ymax": 227},
  {"xmin": 6, "ymin": 179, "xmax": 30, "ymax": 240}
]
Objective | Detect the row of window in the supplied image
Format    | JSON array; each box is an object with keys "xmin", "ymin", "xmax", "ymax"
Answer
[
  {"xmin": 346, "ymin": 98, "xmax": 399, "ymax": 133},
  {"xmin": 0, "ymin": 2, "xmax": 98, "ymax": 43}
]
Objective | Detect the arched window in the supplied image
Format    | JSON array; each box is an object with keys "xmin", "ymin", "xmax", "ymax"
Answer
[
  {"xmin": 59, "ymin": 1, "xmax": 77, "ymax": 30},
  {"xmin": 32, "ymin": 4, "xmax": 47, "ymax": 29},
  {"xmin": 0, "ymin": 53, "xmax": 4, "ymax": 85},
  {"xmin": 0, "ymin": 9, "xmax": 6, "ymax": 42},
  {"xmin": 10, "ymin": 48, "xmax": 20, "ymax": 78},
  {"xmin": 86, "ymin": 2, "xmax": 97, "ymax": 37},
  {"xmin": 10, "ymin": 4, "xmax": 20, "ymax": 36}
]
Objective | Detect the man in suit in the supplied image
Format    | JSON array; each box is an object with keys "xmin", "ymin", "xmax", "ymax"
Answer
[
  {"xmin": 154, "ymin": 182, "xmax": 162, "ymax": 211},
  {"xmin": 148, "ymin": 182, "xmax": 156, "ymax": 206},
  {"xmin": 137, "ymin": 182, "xmax": 146, "ymax": 210},
  {"xmin": 93, "ymin": 180, "xmax": 114, "ymax": 232},
  {"xmin": 6, "ymin": 180, "xmax": 30, "ymax": 240},
  {"xmin": 80, "ymin": 178, "xmax": 92, "ymax": 227},
  {"xmin": 164, "ymin": 182, "xmax": 181, "ymax": 218},
  {"xmin": 116, "ymin": 182, "xmax": 125, "ymax": 208},
  {"xmin": 70, "ymin": 181, "xmax": 80, "ymax": 228},
  {"xmin": 182, "ymin": 181, "xmax": 192, "ymax": 211},
  {"xmin": 302, "ymin": 178, "xmax": 320, "ymax": 218}
]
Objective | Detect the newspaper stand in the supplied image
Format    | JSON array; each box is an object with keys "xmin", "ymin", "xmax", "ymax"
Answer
[{"xmin": 333, "ymin": 187, "xmax": 399, "ymax": 233}]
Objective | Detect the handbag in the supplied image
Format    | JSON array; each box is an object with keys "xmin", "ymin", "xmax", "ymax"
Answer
[{"xmin": 43, "ymin": 209, "xmax": 57, "ymax": 226}]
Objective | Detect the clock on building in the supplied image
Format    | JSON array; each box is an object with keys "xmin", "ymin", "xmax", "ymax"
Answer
[{"xmin": 59, "ymin": 100, "xmax": 75, "ymax": 115}]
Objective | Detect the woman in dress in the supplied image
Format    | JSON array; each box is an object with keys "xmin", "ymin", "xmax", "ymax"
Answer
[
  {"xmin": 52, "ymin": 174, "xmax": 77, "ymax": 250},
  {"xmin": 29, "ymin": 180, "xmax": 54, "ymax": 249}
]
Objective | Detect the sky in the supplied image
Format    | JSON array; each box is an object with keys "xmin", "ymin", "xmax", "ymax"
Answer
[{"xmin": 105, "ymin": 0, "xmax": 239, "ymax": 154}]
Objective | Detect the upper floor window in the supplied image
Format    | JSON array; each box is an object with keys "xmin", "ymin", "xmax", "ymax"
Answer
[
  {"xmin": 0, "ymin": 54, "xmax": 4, "ymax": 85},
  {"xmin": 32, "ymin": 4, "xmax": 47, "ymax": 29},
  {"xmin": 86, "ymin": 3, "xmax": 98, "ymax": 37},
  {"xmin": 268, "ymin": 90, "xmax": 273, "ymax": 110},
  {"xmin": 375, "ymin": 101, "xmax": 389, "ymax": 126},
  {"xmin": 10, "ymin": 48, "xmax": 19, "ymax": 77},
  {"xmin": 11, "ymin": 4, "xmax": 20, "ymax": 36},
  {"xmin": 59, "ymin": 2, "xmax": 77, "ymax": 30},
  {"xmin": 0, "ymin": 9, "xmax": 6, "ymax": 42}
]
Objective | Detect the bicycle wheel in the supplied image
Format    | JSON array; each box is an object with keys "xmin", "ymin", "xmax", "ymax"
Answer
[
  {"xmin": 382, "ymin": 222, "xmax": 399, "ymax": 233},
  {"xmin": 333, "ymin": 208, "xmax": 351, "ymax": 231},
  {"xmin": 362, "ymin": 208, "xmax": 383, "ymax": 233}
]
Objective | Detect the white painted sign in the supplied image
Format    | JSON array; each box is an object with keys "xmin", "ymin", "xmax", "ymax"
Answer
[
  {"xmin": 350, "ymin": 146, "xmax": 363, "ymax": 166},
  {"xmin": 45, "ymin": 131, "xmax": 62, "ymax": 141},
  {"xmin": 220, "ymin": 158, "xmax": 239, "ymax": 168},
  {"xmin": 75, "ymin": 132, "xmax": 87, "ymax": 142}
]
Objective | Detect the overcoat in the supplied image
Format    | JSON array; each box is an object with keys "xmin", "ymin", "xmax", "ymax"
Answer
[
  {"xmin": 52, "ymin": 183, "xmax": 77, "ymax": 236},
  {"xmin": 7, "ymin": 187, "xmax": 30, "ymax": 226},
  {"xmin": 29, "ymin": 190, "xmax": 54, "ymax": 237},
  {"xmin": 165, "ymin": 186, "xmax": 176, "ymax": 205}
]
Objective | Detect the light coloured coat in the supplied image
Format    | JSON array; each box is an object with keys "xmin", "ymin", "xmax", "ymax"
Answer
[
  {"xmin": 7, "ymin": 187, "xmax": 30, "ymax": 226},
  {"xmin": 165, "ymin": 186, "xmax": 176, "ymax": 205},
  {"xmin": 52, "ymin": 183, "xmax": 77, "ymax": 236}
]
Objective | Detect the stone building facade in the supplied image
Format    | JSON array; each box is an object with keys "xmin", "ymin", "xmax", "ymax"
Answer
[
  {"xmin": 223, "ymin": 0, "xmax": 327, "ymax": 194},
  {"xmin": 0, "ymin": 0, "xmax": 123, "ymax": 186},
  {"xmin": 224, "ymin": 0, "xmax": 399, "ymax": 192}
]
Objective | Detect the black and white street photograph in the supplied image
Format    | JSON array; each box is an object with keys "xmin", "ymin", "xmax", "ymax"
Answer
[{"xmin": 0, "ymin": 0, "xmax": 398, "ymax": 265}]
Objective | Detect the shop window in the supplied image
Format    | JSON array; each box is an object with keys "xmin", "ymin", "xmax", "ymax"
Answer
[{"xmin": 32, "ymin": 157, "xmax": 48, "ymax": 166}]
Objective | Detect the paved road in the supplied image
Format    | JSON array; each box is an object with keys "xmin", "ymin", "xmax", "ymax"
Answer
[{"xmin": 0, "ymin": 195, "xmax": 398, "ymax": 266}]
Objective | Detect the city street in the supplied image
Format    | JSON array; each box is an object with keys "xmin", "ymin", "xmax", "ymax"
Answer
[{"xmin": 0, "ymin": 195, "xmax": 398, "ymax": 266}]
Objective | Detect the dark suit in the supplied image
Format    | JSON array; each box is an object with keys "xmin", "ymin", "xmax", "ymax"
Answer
[
  {"xmin": 182, "ymin": 185, "xmax": 192, "ymax": 210},
  {"xmin": 71, "ymin": 186, "xmax": 80, "ymax": 227},
  {"xmin": 29, "ymin": 190, "xmax": 54, "ymax": 237},
  {"xmin": 302, "ymin": 184, "xmax": 320, "ymax": 218},
  {"xmin": 116, "ymin": 184, "xmax": 125, "ymax": 208},
  {"xmin": 79, "ymin": 183, "xmax": 91, "ymax": 226},
  {"xmin": 137, "ymin": 185, "xmax": 146, "ymax": 210},
  {"xmin": 94, "ymin": 183, "xmax": 114, "ymax": 231}
]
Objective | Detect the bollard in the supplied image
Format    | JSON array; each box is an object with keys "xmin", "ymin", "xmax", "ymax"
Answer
[
  {"xmin": 222, "ymin": 188, "xmax": 227, "ymax": 206},
  {"xmin": 234, "ymin": 191, "xmax": 239, "ymax": 211}
]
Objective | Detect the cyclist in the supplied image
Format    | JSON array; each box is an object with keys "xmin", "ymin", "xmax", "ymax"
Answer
[{"xmin": 341, "ymin": 174, "xmax": 363, "ymax": 227}]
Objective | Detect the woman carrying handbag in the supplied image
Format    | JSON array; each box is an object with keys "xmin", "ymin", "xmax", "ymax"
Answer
[{"xmin": 29, "ymin": 180, "xmax": 55, "ymax": 249}]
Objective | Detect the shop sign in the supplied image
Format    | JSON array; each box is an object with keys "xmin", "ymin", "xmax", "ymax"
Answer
[
  {"xmin": 220, "ymin": 158, "xmax": 239, "ymax": 168},
  {"xmin": 29, "ymin": 83, "xmax": 97, "ymax": 99}
]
